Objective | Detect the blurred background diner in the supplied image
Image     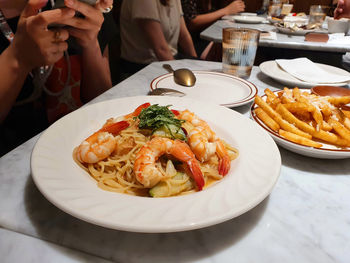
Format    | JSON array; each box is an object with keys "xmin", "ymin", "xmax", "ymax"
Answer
[{"xmin": 118, "ymin": 0, "xmax": 197, "ymax": 79}]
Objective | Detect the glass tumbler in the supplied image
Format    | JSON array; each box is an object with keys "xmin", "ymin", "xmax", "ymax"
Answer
[
  {"xmin": 222, "ymin": 28, "xmax": 260, "ymax": 79},
  {"xmin": 309, "ymin": 5, "xmax": 329, "ymax": 28},
  {"xmin": 268, "ymin": 0, "xmax": 282, "ymax": 17}
]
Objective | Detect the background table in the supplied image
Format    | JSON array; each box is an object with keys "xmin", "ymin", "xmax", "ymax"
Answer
[
  {"xmin": 0, "ymin": 60, "xmax": 349, "ymax": 263},
  {"xmin": 201, "ymin": 20, "xmax": 350, "ymax": 68},
  {"xmin": 201, "ymin": 20, "xmax": 350, "ymax": 53}
]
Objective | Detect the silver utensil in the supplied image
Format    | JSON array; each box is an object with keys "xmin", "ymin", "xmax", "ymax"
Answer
[
  {"xmin": 163, "ymin": 64, "xmax": 196, "ymax": 87},
  {"xmin": 148, "ymin": 88, "xmax": 185, "ymax": 96}
]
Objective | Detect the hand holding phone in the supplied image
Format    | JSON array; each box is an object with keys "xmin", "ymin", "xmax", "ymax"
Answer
[
  {"xmin": 55, "ymin": 0, "xmax": 112, "ymax": 48},
  {"xmin": 53, "ymin": 0, "xmax": 98, "ymax": 9}
]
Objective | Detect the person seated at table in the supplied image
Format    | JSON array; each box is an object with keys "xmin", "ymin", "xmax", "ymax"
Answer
[
  {"xmin": 181, "ymin": 0, "xmax": 245, "ymax": 59},
  {"xmin": 334, "ymin": 0, "xmax": 350, "ymax": 19},
  {"xmin": 0, "ymin": 0, "xmax": 116, "ymax": 156},
  {"xmin": 119, "ymin": 0, "xmax": 197, "ymax": 76}
]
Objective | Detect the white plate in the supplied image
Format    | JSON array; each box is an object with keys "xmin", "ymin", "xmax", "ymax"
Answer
[
  {"xmin": 231, "ymin": 15, "xmax": 266, "ymax": 24},
  {"xmin": 259, "ymin": 60, "xmax": 350, "ymax": 88},
  {"xmin": 150, "ymin": 71, "xmax": 257, "ymax": 108},
  {"xmin": 240, "ymin": 12, "xmax": 257, "ymax": 16},
  {"xmin": 31, "ymin": 96, "xmax": 281, "ymax": 233},
  {"xmin": 275, "ymin": 26, "xmax": 316, "ymax": 35},
  {"xmin": 251, "ymin": 91, "xmax": 350, "ymax": 159}
]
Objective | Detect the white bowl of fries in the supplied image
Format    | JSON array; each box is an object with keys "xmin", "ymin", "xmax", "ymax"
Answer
[{"xmin": 251, "ymin": 87, "xmax": 350, "ymax": 159}]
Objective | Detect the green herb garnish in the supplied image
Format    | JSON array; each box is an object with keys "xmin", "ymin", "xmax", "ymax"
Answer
[{"xmin": 137, "ymin": 104, "xmax": 186, "ymax": 140}]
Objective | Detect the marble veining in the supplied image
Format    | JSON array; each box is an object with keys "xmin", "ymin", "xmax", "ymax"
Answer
[
  {"xmin": 0, "ymin": 228, "xmax": 111, "ymax": 263},
  {"xmin": 0, "ymin": 60, "xmax": 349, "ymax": 262}
]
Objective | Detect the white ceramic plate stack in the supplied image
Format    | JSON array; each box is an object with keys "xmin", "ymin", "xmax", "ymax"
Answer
[
  {"xmin": 31, "ymin": 96, "xmax": 281, "ymax": 233},
  {"xmin": 231, "ymin": 15, "xmax": 266, "ymax": 24}
]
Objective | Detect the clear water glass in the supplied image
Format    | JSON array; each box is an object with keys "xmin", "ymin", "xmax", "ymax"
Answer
[
  {"xmin": 309, "ymin": 5, "xmax": 329, "ymax": 28},
  {"xmin": 222, "ymin": 28, "xmax": 260, "ymax": 79}
]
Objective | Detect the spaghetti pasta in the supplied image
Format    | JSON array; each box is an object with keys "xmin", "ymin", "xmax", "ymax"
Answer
[{"xmin": 74, "ymin": 104, "xmax": 239, "ymax": 197}]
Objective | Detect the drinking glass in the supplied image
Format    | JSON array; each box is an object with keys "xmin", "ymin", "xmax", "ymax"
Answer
[
  {"xmin": 222, "ymin": 28, "xmax": 260, "ymax": 79},
  {"xmin": 281, "ymin": 4, "xmax": 293, "ymax": 17},
  {"xmin": 309, "ymin": 5, "xmax": 329, "ymax": 28},
  {"xmin": 268, "ymin": 0, "xmax": 282, "ymax": 17}
]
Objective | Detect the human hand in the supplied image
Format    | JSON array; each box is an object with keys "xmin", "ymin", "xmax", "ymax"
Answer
[
  {"xmin": 334, "ymin": 0, "xmax": 349, "ymax": 19},
  {"xmin": 225, "ymin": 0, "xmax": 245, "ymax": 15},
  {"xmin": 61, "ymin": 0, "xmax": 113, "ymax": 48},
  {"xmin": 11, "ymin": 0, "xmax": 74, "ymax": 70}
]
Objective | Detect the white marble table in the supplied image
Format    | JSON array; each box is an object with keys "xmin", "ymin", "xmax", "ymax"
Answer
[
  {"xmin": 1, "ymin": 60, "xmax": 350, "ymax": 263},
  {"xmin": 201, "ymin": 20, "xmax": 350, "ymax": 53}
]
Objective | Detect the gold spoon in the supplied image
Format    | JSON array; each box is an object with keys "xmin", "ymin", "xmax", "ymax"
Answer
[{"xmin": 163, "ymin": 64, "xmax": 196, "ymax": 87}]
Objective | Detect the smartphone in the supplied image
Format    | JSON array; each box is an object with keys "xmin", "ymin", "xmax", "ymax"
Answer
[
  {"xmin": 53, "ymin": 0, "xmax": 98, "ymax": 9},
  {"xmin": 48, "ymin": 0, "xmax": 98, "ymax": 27}
]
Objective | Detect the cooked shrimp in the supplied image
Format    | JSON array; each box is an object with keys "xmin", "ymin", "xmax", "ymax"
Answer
[
  {"xmin": 76, "ymin": 121, "xmax": 129, "ymax": 164},
  {"xmin": 76, "ymin": 104, "xmax": 151, "ymax": 164},
  {"xmin": 134, "ymin": 137, "xmax": 205, "ymax": 190},
  {"xmin": 178, "ymin": 110, "xmax": 231, "ymax": 176}
]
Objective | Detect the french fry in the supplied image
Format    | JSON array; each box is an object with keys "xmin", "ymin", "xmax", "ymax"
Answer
[
  {"xmin": 280, "ymin": 88, "xmax": 293, "ymax": 104},
  {"xmin": 279, "ymin": 129, "xmax": 322, "ymax": 148},
  {"xmin": 264, "ymin": 88, "xmax": 280, "ymax": 109},
  {"xmin": 255, "ymin": 95, "xmax": 312, "ymax": 139},
  {"xmin": 344, "ymin": 118, "xmax": 350, "ymax": 131},
  {"xmin": 334, "ymin": 109, "xmax": 350, "ymax": 131},
  {"xmin": 292, "ymin": 87, "xmax": 301, "ymax": 100},
  {"xmin": 283, "ymin": 102, "xmax": 313, "ymax": 113},
  {"xmin": 283, "ymin": 102, "xmax": 312, "ymax": 121},
  {"xmin": 254, "ymin": 95, "xmax": 279, "ymax": 119},
  {"xmin": 254, "ymin": 88, "xmax": 350, "ymax": 150},
  {"xmin": 254, "ymin": 107, "xmax": 280, "ymax": 132},
  {"xmin": 320, "ymin": 104, "xmax": 333, "ymax": 119},
  {"xmin": 296, "ymin": 96, "xmax": 324, "ymax": 130},
  {"xmin": 313, "ymin": 130, "xmax": 350, "ymax": 147},
  {"xmin": 275, "ymin": 104, "xmax": 315, "ymax": 134},
  {"xmin": 322, "ymin": 121, "xmax": 333, "ymax": 132},
  {"xmin": 327, "ymin": 96, "xmax": 350, "ymax": 106},
  {"xmin": 342, "ymin": 110, "xmax": 350, "ymax": 118},
  {"xmin": 328, "ymin": 118, "xmax": 350, "ymax": 143}
]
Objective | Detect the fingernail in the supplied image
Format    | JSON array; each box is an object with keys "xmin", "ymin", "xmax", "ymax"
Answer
[{"xmin": 65, "ymin": 0, "xmax": 74, "ymax": 7}]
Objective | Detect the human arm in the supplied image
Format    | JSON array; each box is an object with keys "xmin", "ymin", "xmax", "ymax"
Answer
[
  {"xmin": 185, "ymin": 0, "xmax": 245, "ymax": 32},
  {"xmin": 178, "ymin": 16, "xmax": 197, "ymax": 58},
  {"xmin": 61, "ymin": 0, "xmax": 112, "ymax": 103},
  {"xmin": 137, "ymin": 19, "xmax": 175, "ymax": 61},
  {"xmin": 334, "ymin": 0, "xmax": 350, "ymax": 19},
  {"xmin": 0, "ymin": 0, "xmax": 73, "ymax": 122}
]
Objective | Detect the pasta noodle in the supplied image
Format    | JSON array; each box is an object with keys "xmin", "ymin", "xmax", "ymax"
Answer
[{"xmin": 74, "ymin": 105, "xmax": 239, "ymax": 197}]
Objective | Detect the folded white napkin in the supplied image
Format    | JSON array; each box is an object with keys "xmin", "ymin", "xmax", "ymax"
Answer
[
  {"xmin": 275, "ymin": 57, "xmax": 350, "ymax": 83},
  {"xmin": 328, "ymin": 33, "xmax": 350, "ymax": 44}
]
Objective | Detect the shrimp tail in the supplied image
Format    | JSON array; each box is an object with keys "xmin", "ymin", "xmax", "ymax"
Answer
[
  {"xmin": 125, "ymin": 103, "xmax": 151, "ymax": 119},
  {"xmin": 100, "ymin": 121, "xmax": 130, "ymax": 135},
  {"xmin": 216, "ymin": 140, "xmax": 231, "ymax": 176},
  {"xmin": 187, "ymin": 160, "xmax": 205, "ymax": 191},
  {"xmin": 218, "ymin": 155, "xmax": 230, "ymax": 176},
  {"xmin": 171, "ymin": 140, "xmax": 205, "ymax": 191}
]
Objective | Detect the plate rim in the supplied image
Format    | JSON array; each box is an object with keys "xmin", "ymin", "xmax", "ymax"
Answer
[
  {"xmin": 150, "ymin": 70, "xmax": 258, "ymax": 107},
  {"xmin": 231, "ymin": 15, "xmax": 266, "ymax": 23},
  {"xmin": 31, "ymin": 96, "xmax": 281, "ymax": 233},
  {"xmin": 259, "ymin": 60, "xmax": 350, "ymax": 88},
  {"xmin": 275, "ymin": 25, "xmax": 316, "ymax": 35},
  {"xmin": 250, "ymin": 90, "xmax": 350, "ymax": 158}
]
